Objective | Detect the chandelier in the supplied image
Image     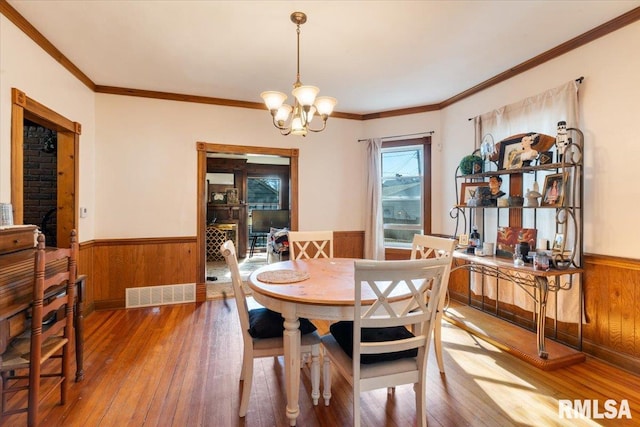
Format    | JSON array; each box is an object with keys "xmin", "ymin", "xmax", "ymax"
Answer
[{"xmin": 261, "ymin": 12, "xmax": 337, "ymax": 137}]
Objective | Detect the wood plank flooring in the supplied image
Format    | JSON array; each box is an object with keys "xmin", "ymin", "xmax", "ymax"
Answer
[{"xmin": 2, "ymin": 298, "xmax": 640, "ymax": 426}]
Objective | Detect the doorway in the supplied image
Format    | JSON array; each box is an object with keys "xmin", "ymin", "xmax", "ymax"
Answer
[
  {"xmin": 10, "ymin": 88, "xmax": 80, "ymax": 248},
  {"xmin": 196, "ymin": 142, "xmax": 299, "ymax": 288}
]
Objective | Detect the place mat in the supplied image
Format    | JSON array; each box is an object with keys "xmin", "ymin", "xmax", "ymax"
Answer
[{"xmin": 257, "ymin": 269, "xmax": 310, "ymax": 284}]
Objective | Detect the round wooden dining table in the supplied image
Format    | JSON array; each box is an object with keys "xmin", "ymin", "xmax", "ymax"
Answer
[
  {"xmin": 249, "ymin": 257, "xmax": 423, "ymax": 425},
  {"xmin": 248, "ymin": 258, "xmax": 357, "ymax": 426}
]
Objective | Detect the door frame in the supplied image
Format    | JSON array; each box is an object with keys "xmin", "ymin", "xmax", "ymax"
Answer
[
  {"xmin": 10, "ymin": 88, "xmax": 80, "ymax": 248},
  {"xmin": 196, "ymin": 142, "xmax": 299, "ymax": 286}
]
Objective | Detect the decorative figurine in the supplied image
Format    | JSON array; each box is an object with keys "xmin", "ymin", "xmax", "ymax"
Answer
[{"xmin": 556, "ymin": 120, "xmax": 568, "ymax": 163}]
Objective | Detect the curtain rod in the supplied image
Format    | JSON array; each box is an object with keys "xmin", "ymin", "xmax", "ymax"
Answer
[
  {"xmin": 467, "ymin": 76, "xmax": 585, "ymax": 121},
  {"xmin": 358, "ymin": 131, "xmax": 434, "ymax": 142}
]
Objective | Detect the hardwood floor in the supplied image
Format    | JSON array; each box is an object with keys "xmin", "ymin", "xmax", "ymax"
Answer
[{"xmin": 3, "ymin": 299, "xmax": 640, "ymax": 426}]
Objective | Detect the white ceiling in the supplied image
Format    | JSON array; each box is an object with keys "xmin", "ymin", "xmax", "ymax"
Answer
[{"xmin": 7, "ymin": 0, "xmax": 640, "ymax": 115}]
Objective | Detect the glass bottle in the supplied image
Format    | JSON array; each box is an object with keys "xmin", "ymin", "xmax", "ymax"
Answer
[{"xmin": 470, "ymin": 225, "xmax": 481, "ymax": 249}]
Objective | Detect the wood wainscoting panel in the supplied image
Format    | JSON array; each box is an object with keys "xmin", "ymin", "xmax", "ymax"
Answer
[
  {"xmin": 78, "ymin": 240, "xmax": 95, "ymax": 313},
  {"xmin": 583, "ymin": 254, "xmax": 640, "ymax": 374},
  {"xmin": 92, "ymin": 237, "xmax": 197, "ymax": 310},
  {"xmin": 334, "ymin": 230, "xmax": 365, "ymax": 259}
]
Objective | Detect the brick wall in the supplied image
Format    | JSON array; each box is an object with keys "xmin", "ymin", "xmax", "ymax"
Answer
[{"xmin": 23, "ymin": 122, "xmax": 57, "ymax": 246}]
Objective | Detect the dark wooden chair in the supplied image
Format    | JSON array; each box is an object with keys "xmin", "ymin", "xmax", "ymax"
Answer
[{"xmin": 0, "ymin": 230, "xmax": 78, "ymax": 426}]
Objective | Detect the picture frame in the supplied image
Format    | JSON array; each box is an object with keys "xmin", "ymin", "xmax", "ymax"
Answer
[
  {"xmin": 498, "ymin": 136, "xmax": 524, "ymax": 170},
  {"xmin": 211, "ymin": 192, "xmax": 227, "ymax": 204},
  {"xmin": 552, "ymin": 233, "xmax": 565, "ymax": 252},
  {"xmin": 496, "ymin": 226, "xmax": 537, "ymax": 258},
  {"xmin": 459, "ymin": 182, "xmax": 489, "ymax": 206},
  {"xmin": 458, "ymin": 234, "xmax": 469, "ymax": 247},
  {"xmin": 225, "ymin": 188, "xmax": 239, "ymax": 204},
  {"xmin": 541, "ymin": 173, "xmax": 564, "ymax": 207}
]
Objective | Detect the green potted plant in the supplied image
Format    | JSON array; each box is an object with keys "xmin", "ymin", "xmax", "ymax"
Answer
[{"xmin": 459, "ymin": 154, "xmax": 483, "ymax": 175}]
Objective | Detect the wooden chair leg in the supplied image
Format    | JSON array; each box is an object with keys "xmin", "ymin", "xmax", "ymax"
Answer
[
  {"xmin": 238, "ymin": 359, "xmax": 253, "ymax": 417},
  {"xmin": 434, "ymin": 311, "xmax": 445, "ymax": 374}
]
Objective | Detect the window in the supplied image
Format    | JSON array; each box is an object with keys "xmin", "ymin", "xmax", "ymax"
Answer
[{"xmin": 381, "ymin": 138, "xmax": 431, "ymax": 247}]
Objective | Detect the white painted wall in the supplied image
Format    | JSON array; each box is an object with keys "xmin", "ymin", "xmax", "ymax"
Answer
[
  {"xmin": 0, "ymin": 16, "xmax": 96, "ymax": 241},
  {"xmin": 94, "ymin": 93, "xmax": 365, "ymax": 238},
  {"xmin": 365, "ymin": 21, "xmax": 640, "ymax": 258},
  {"xmin": 2, "ymin": 12, "xmax": 639, "ymax": 257}
]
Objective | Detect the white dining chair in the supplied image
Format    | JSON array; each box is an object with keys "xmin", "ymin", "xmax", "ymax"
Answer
[
  {"xmin": 220, "ymin": 240, "xmax": 322, "ymax": 417},
  {"xmin": 410, "ymin": 234, "xmax": 456, "ymax": 374},
  {"xmin": 320, "ymin": 258, "xmax": 450, "ymax": 427},
  {"xmin": 288, "ymin": 230, "xmax": 333, "ymax": 259}
]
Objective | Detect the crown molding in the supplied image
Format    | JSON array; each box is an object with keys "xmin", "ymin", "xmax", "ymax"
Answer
[{"xmin": 2, "ymin": 1, "xmax": 638, "ymax": 120}]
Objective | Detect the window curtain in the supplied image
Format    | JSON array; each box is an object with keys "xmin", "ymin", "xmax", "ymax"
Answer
[
  {"xmin": 473, "ymin": 79, "xmax": 580, "ymax": 148},
  {"xmin": 364, "ymin": 138, "xmax": 384, "ymax": 260},
  {"xmin": 471, "ymin": 79, "xmax": 581, "ymax": 323}
]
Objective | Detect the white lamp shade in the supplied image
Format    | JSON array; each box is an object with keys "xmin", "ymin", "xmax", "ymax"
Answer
[
  {"xmin": 274, "ymin": 104, "xmax": 293, "ymax": 122},
  {"xmin": 314, "ymin": 96, "xmax": 337, "ymax": 116},
  {"xmin": 292, "ymin": 85, "xmax": 319, "ymax": 106},
  {"xmin": 291, "ymin": 115, "xmax": 307, "ymax": 136},
  {"xmin": 261, "ymin": 91, "xmax": 287, "ymax": 110}
]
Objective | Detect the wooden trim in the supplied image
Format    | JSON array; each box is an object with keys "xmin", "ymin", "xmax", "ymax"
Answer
[
  {"xmin": 439, "ymin": 7, "xmax": 640, "ymax": 109},
  {"xmin": 0, "ymin": 0, "xmax": 95, "ymax": 91},
  {"xmin": 3, "ymin": 2, "xmax": 638, "ymax": 119},
  {"xmin": 10, "ymin": 88, "xmax": 79, "ymax": 246},
  {"xmin": 196, "ymin": 143, "xmax": 300, "ymax": 302},
  {"xmin": 93, "ymin": 236, "xmax": 196, "ymax": 247},
  {"xmin": 10, "ymin": 101, "xmax": 24, "ymax": 224},
  {"xmin": 584, "ymin": 253, "xmax": 640, "ymax": 270}
]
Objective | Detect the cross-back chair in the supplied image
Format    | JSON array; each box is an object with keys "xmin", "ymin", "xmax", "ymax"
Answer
[
  {"xmin": 1, "ymin": 230, "xmax": 78, "ymax": 427},
  {"xmin": 288, "ymin": 230, "xmax": 334, "ymax": 260},
  {"xmin": 410, "ymin": 234, "xmax": 456, "ymax": 374},
  {"xmin": 321, "ymin": 258, "xmax": 450, "ymax": 427},
  {"xmin": 220, "ymin": 240, "xmax": 322, "ymax": 417}
]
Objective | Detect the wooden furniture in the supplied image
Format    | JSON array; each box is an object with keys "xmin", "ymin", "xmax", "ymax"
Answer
[
  {"xmin": 288, "ymin": 230, "xmax": 334, "ymax": 260},
  {"xmin": 1, "ymin": 231, "xmax": 77, "ymax": 426},
  {"xmin": 220, "ymin": 241, "xmax": 321, "ymax": 417},
  {"xmin": 409, "ymin": 234, "xmax": 456, "ymax": 374},
  {"xmin": 0, "ymin": 228, "xmax": 85, "ymax": 383},
  {"xmin": 450, "ymin": 130, "xmax": 584, "ymax": 367},
  {"xmin": 321, "ymin": 258, "xmax": 449, "ymax": 427},
  {"xmin": 207, "ymin": 204, "xmax": 247, "ymax": 256},
  {"xmin": 248, "ymin": 258, "xmax": 431, "ymax": 426},
  {"xmin": 206, "ymin": 223, "xmax": 237, "ymax": 261}
]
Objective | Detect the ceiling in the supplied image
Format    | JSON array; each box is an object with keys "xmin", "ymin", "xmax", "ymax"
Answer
[{"xmin": 6, "ymin": 1, "xmax": 640, "ymax": 115}]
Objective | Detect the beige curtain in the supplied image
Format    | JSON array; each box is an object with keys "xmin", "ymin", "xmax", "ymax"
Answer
[
  {"xmin": 473, "ymin": 79, "xmax": 580, "ymax": 148},
  {"xmin": 364, "ymin": 138, "xmax": 384, "ymax": 260}
]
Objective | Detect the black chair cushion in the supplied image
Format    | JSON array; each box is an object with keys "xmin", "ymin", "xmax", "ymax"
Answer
[
  {"xmin": 248, "ymin": 308, "xmax": 317, "ymax": 339},
  {"xmin": 329, "ymin": 321, "xmax": 418, "ymax": 364}
]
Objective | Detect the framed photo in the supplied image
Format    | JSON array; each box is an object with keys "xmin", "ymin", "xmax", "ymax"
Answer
[
  {"xmin": 541, "ymin": 173, "xmax": 564, "ymax": 207},
  {"xmin": 552, "ymin": 233, "xmax": 565, "ymax": 252},
  {"xmin": 459, "ymin": 182, "xmax": 489, "ymax": 206},
  {"xmin": 226, "ymin": 188, "xmax": 239, "ymax": 204},
  {"xmin": 458, "ymin": 234, "xmax": 469, "ymax": 247},
  {"xmin": 498, "ymin": 137, "xmax": 524, "ymax": 170},
  {"xmin": 496, "ymin": 226, "xmax": 537, "ymax": 258},
  {"xmin": 211, "ymin": 192, "xmax": 227, "ymax": 204}
]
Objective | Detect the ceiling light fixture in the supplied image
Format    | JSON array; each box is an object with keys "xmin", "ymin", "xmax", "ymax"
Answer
[{"xmin": 261, "ymin": 12, "xmax": 337, "ymax": 137}]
